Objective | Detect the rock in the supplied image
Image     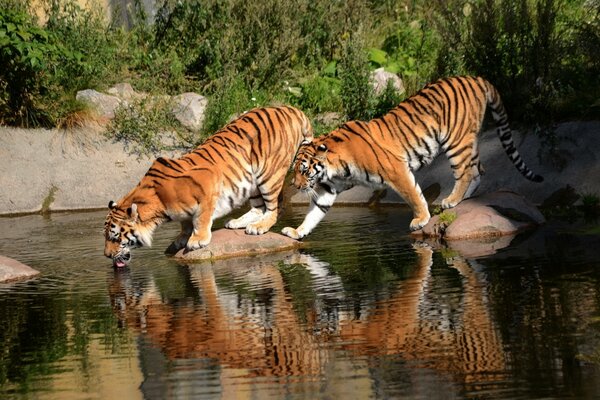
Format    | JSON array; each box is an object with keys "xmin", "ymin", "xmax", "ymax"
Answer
[
  {"xmin": 76, "ymin": 89, "xmax": 123, "ymax": 119},
  {"xmin": 314, "ymin": 112, "xmax": 344, "ymax": 127},
  {"xmin": 541, "ymin": 184, "xmax": 580, "ymax": 208},
  {"xmin": 412, "ymin": 190, "xmax": 545, "ymax": 240},
  {"xmin": 172, "ymin": 229, "xmax": 304, "ymax": 262},
  {"xmin": 0, "ymin": 255, "xmax": 40, "ymax": 282},
  {"xmin": 107, "ymin": 83, "xmax": 146, "ymax": 102},
  {"xmin": 171, "ymin": 92, "xmax": 208, "ymax": 131},
  {"xmin": 370, "ymin": 67, "xmax": 405, "ymax": 96}
]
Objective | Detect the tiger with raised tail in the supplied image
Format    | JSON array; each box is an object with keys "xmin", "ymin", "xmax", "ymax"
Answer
[
  {"xmin": 104, "ymin": 106, "xmax": 313, "ymax": 267},
  {"xmin": 282, "ymin": 76, "xmax": 543, "ymax": 240}
]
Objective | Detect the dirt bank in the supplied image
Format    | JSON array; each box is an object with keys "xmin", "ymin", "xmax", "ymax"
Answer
[{"xmin": 0, "ymin": 121, "xmax": 598, "ymax": 216}]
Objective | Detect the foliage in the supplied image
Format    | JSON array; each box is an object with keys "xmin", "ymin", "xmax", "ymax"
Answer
[
  {"xmin": 0, "ymin": 5, "xmax": 84, "ymax": 126},
  {"xmin": 0, "ymin": 0, "xmax": 598, "ymax": 135},
  {"xmin": 434, "ymin": 0, "xmax": 600, "ymax": 124},
  {"xmin": 338, "ymin": 31, "xmax": 376, "ymax": 121},
  {"xmin": 106, "ymin": 96, "xmax": 190, "ymax": 156},
  {"xmin": 438, "ymin": 210, "xmax": 457, "ymax": 225}
]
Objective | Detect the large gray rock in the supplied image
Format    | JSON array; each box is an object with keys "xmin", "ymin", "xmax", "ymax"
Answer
[
  {"xmin": 107, "ymin": 83, "xmax": 146, "ymax": 102},
  {"xmin": 370, "ymin": 67, "xmax": 405, "ymax": 96},
  {"xmin": 171, "ymin": 92, "xmax": 208, "ymax": 131},
  {"xmin": 173, "ymin": 229, "xmax": 304, "ymax": 262},
  {"xmin": 76, "ymin": 89, "xmax": 123, "ymax": 119},
  {"xmin": 0, "ymin": 255, "xmax": 39, "ymax": 282},
  {"xmin": 412, "ymin": 190, "xmax": 545, "ymax": 240}
]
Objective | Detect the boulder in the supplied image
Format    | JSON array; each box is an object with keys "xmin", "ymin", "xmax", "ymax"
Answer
[
  {"xmin": 171, "ymin": 92, "xmax": 208, "ymax": 131},
  {"xmin": 370, "ymin": 67, "xmax": 405, "ymax": 96},
  {"xmin": 76, "ymin": 89, "xmax": 123, "ymax": 119},
  {"xmin": 107, "ymin": 83, "xmax": 146, "ymax": 102},
  {"xmin": 412, "ymin": 190, "xmax": 545, "ymax": 240},
  {"xmin": 0, "ymin": 255, "xmax": 40, "ymax": 282},
  {"xmin": 314, "ymin": 112, "xmax": 344, "ymax": 127},
  {"xmin": 172, "ymin": 229, "xmax": 304, "ymax": 262}
]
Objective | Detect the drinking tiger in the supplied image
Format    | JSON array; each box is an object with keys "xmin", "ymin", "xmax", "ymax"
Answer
[{"xmin": 104, "ymin": 106, "xmax": 313, "ymax": 267}]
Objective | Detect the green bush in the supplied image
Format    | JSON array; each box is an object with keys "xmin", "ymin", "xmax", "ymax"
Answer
[
  {"xmin": 106, "ymin": 96, "xmax": 189, "ymax": 156},
  {"xmin": 0, "ymin": 0, "xmax": 597, "ymax": 133},
  {"xmin": 0, "ymin": 6, "xmax": 83, "ymax": 126},
  {"xmin": 434, "ymin": 0, "xmax": 599, "ymax": 123},
  {"xmin": 338, "ymin": 32, "xmax": 376, "ymax": 121}
]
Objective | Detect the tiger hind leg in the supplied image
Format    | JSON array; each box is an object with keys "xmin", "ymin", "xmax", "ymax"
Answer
[
  {"xmin": 386, "ymin": 164, "xmax": 431, "ymax": 231},
  {"xmin": 225, "ymin": 193, "xmax": 265, "ymax": 229},
  {"xmin": 246, "ymin": 177, "xmax": 284, "ymax": 235},
  {"xmin": 441, "ymin": 139, "xmax": 480, "ymax": 208}
]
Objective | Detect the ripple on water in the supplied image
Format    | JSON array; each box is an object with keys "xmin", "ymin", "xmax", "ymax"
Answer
[{"xmin": 2, "ymin": 208, "xmax": 600, "ymax": 399}]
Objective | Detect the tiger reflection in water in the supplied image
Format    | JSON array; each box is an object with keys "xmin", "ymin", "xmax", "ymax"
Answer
[{"xmin": 108, "ymin": 246, "xmax": 506, "ymax": 387}]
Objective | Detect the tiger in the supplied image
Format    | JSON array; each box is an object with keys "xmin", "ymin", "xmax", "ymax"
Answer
[
  {"xmin": 282, "ymin": 76, "xmax": 543, "ymax": 240},
  {"xmin": 104, "ymin": 106, "xmax": 313, "ymax": 267}
]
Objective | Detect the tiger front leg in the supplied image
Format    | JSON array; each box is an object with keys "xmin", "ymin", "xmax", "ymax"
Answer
[
  {"xmin": 186, "ymin": 198, "xmax": 217, "ymax": 251},
  {"xmin": 165, "ymin": 220, "xmax": 194, "ymax": 254},
  {"xmin": 282, "ymin": 184, "xmax": 337, "ymax": 239}
]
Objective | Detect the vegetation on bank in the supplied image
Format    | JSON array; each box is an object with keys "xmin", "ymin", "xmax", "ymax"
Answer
[{"xmin": 0, "ymin": 0, "xmax": 598, "ymax": 144}]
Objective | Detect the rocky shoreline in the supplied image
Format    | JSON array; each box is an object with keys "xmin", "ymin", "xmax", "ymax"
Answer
[{"xmin": 1, "ymin": 121, "xmax": 598, "ymax": 216}]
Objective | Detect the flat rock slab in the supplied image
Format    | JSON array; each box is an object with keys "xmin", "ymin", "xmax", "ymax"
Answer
[
  {"xmin": 172, "ymin": 229, "xmax": 304, "ymax": 262},
  {"xmin": 412, "ymin": 190, "xmax": 545, "ymax": 240},
  {"xmin": 0, "ymin": 255, "xmax": 40, "ymax": 283}
]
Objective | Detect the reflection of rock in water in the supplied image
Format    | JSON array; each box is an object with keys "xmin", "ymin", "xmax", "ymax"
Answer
[
  {"xmin": 108, "ymin": 245, "xmax": 508, "ymax": 390},
  {"xmin": 418, "ymin": 234, "xmax": 516, "ymax": 258}
]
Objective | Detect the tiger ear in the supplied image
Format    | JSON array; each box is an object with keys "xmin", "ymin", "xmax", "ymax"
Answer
[
  {"xmin": 301, "ymin": 138, "xmax": 312, "ymax": 145},
  {"xmin": 127, "ymin": 203, "xmax": 139, "ymax": 221},
  {"xmin": 108, "ymin": 200, "xmax": 117, "ymax": 210}
]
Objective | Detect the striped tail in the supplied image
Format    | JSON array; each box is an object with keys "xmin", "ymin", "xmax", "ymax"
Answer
[{"xmin": 484, "ymin": 80, "xmax": 544, "ymax": 182}]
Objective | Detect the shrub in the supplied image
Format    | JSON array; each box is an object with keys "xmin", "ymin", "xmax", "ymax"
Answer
[
  {"xmin": 106, "ymin": 96, "xmax": 190, "ymax": 156},
  {"xmin": 0, "ymin": 6, "xmax": 82, "ymax": 126},
  {"xmin": 338, "ymin": 31, "xmax": 376, "ymax": 121},
  {"xmin": 433, "ymin": 0, "xmax": 599, "ymax": 124}
]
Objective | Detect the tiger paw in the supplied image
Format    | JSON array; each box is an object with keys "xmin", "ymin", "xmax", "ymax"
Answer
[
  {"xmin": 224, "ymin": 219, "xmax": 245, "ymax": 229},
  {"xmin": 441, "ymin": 198, "xmax": 459, "ymax": 209},
  {"xmin": 185, "ymin": 234, "xmax": 211, "ymax": 251},
  {"xmin": 245, "ymin": 222, "xmax": 270, "ymax": 235},
  {"xmin": 281, "ymin": 227, "xmax": 304, "ymax": 240},
  {"xmin": 409, "ymin": 217, "xmax": 430, "ymax": 231}
]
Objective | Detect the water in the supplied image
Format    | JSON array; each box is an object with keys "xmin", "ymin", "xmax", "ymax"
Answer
[{"xmin": 1, "ymin": 207, "xmax": 599, "ymax": 399}]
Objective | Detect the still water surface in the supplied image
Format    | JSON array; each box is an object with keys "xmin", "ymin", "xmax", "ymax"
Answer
[{"xmin": 0, "ymin": 207, "xmax": 599, "ymax": 399}]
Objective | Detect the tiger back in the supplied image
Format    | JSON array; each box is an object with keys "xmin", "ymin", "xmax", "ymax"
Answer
[
  {"xmin": 104, "ymin": 106, "xmax": 313, "ymax": 267},
  {"xmin": 282, "ymin": 76, "xmax": 542, "ymax": 240}
]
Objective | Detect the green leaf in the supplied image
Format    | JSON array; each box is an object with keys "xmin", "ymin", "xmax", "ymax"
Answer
[
  {"xmin": 322, "ymin": 60, "xmax": 337, "ymax": 76},
  {"xmin": 384, "ymin": 61, "xmax": 401, "ymax": 74},
  {"xmin": 368, "ymin": 48, "xmax": 388, "ymax": 66},
  {"xmin": 16, "ymin": 30, "xmax": 31, "ymax": 41}
]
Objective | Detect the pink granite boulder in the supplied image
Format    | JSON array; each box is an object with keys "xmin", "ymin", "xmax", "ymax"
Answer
[
  {"xmin": 172, "ymin": 229, "xmax": 304, "ymax": 262},
  {"xmin": 0, "ymin": 255, "xmax": 40, "ymax": 282},
  {"xmin": 413, "ymin": 190, "xmax": 545, "ymax": 240}
]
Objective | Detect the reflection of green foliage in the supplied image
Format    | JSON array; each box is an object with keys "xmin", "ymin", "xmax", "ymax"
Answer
[{"xmin": 278, "ymin": 262, "xmax": 317, "ymax": 323}]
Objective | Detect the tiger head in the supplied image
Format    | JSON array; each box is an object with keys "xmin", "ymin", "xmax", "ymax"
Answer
[
  {"xmin": 292, "ymin": 142, "xmax": 329, "ymax": 192},
  {"xmin": 104, "ymin": 201, "xmax": 154, "ymax": 268}
]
